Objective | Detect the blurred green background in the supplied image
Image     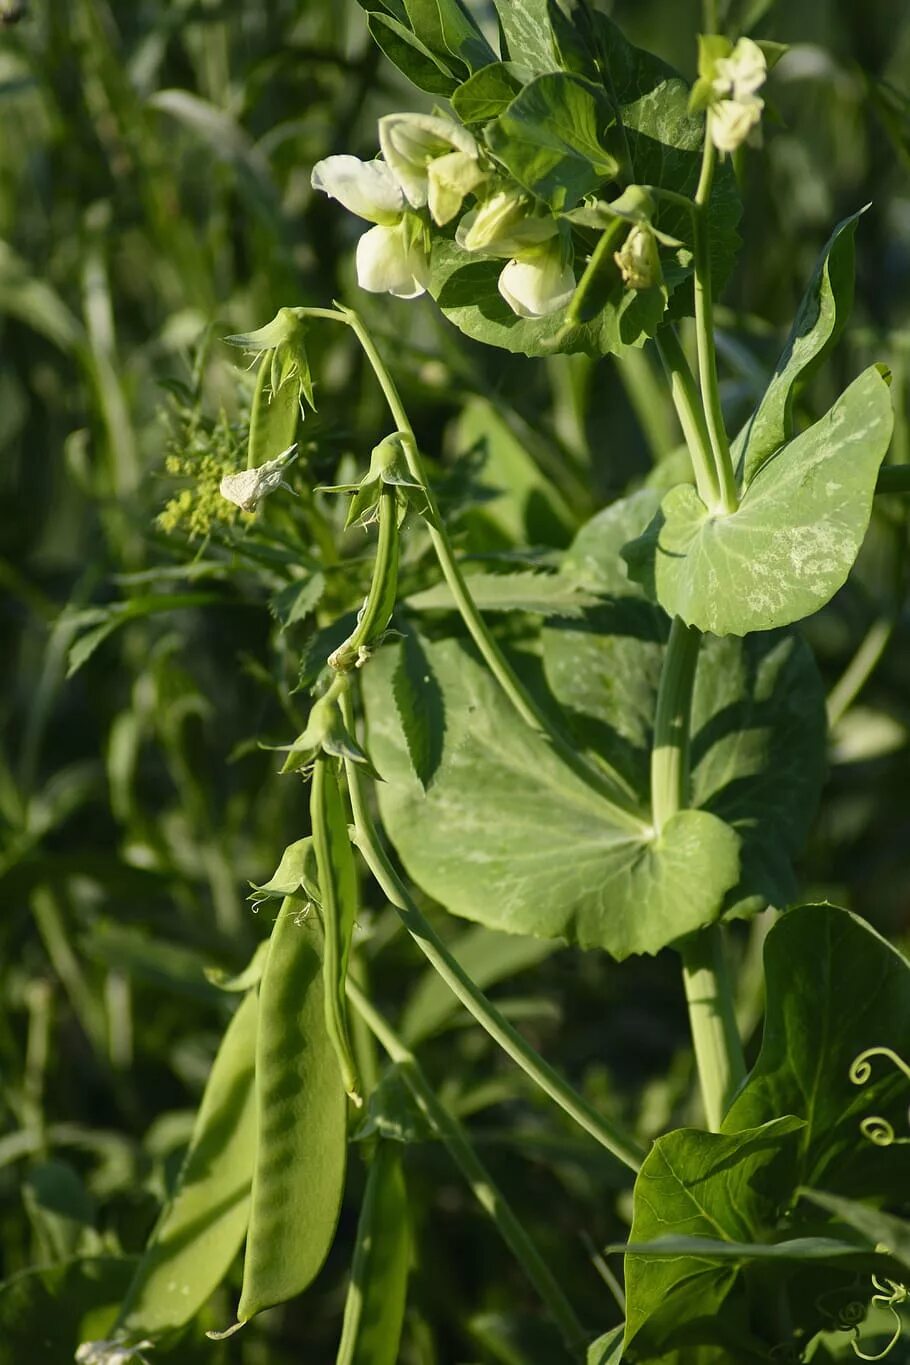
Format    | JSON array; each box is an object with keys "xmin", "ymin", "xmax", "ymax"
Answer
[{"xmin": 1, "ymin": 1, "xmax": 909, "ymax": 1361}]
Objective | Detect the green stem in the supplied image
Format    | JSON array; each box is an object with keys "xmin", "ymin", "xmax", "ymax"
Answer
[
  {"xmin": 826, "ymin": 617, "xmax": 894, "ymax": 730},
  {"xmin": 650, "ymin": 617, "xmax": 700, "ymax": 833},
  {"xmin": 654, "ymin": 329, "xmax": 721, "ymax": 506},
  {"xmin": 650, "ymin": 619, "xmax": 745, "ymax": 1130},
  {"xmin": 680, "ymin": 929, "xmax": 745, "ymax": 1132},
  {"xmin": 346, "ymin": 978, "xmax": 588, "ymax": 1357},
  {"xmin": 339, "ymin": 693, "xmax": 644, "ymax": 1172},
  {"xmin": 303, "ymin": 303, "xmax": 643, "ymax": 827},
  {"xmin": 563, "ymin": 217, "xmax": 626, "ymax": 329},
  {"xmin": 692, "ymin": 134, "xmax": 738, "ymax": 513}
]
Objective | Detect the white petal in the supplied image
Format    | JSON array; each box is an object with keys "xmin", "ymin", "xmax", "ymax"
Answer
[
  {"xmin": 497, "ymin": 247, "xmax": 576, "ymax": 319},
  {"xmin": 310, "ymin": 155, "xmax": 403, "ymax": 225},
  {"xmin": 379, "ymin": 112, "xmax": 478, "ymax": 208},
  {"xmin": 355, "ymin": 223, "xmax": 429, "ymax": 299},
  {"xmin": 710, "ymin": 96, "xmax": 763, "ymax": 152}
]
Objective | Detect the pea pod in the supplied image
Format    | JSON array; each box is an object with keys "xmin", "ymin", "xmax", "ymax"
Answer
[
  {"xmin": 336, "ymin": 1143, "xmax": 410, "ymax": 1365},
  {"xmin": 311, "ymin": 755, "xmax": 361, "ymax": 1104},
  {"xmin": 116, "ymin": 988, "xmax": 258, "ymax": 1338},
  {"xmin": 247, "ymin": 349, "xmax": 299, "ymax": 470},
  {"xmin": 236, "ymin": 899, "xmax": 347, "ymax": 1323}
]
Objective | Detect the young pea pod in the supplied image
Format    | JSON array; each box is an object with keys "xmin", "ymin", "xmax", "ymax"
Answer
[
  {"xmin": 311, "ymin": 755, "xmax": 362, "ymax": 1105},
  {"xmin": 116, "ymin": 988, "xmax": 259, "ymax": 1339},
  {"xmin": 235, "ymin": 899, "xmax": 347, "ymax": 1325},
  {"xmin": 336, "ymin": 1143, "xmax": 411, "ymax": 1365},
  {"xmin": 247, "ymin": 349, "xmax": 300, "ymax": 471}
]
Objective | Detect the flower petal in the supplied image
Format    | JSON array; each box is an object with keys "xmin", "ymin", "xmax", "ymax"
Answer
[
  {"xmin": 379, "ymin": 112, "xmax": 478, "ymax": 208},
  {"xmin": 456, "ymin": 190, "xmax": 557, "ymax": 258},
  {"xmin": 710, "ymin": 95, "xmax": 764, "ymax": 153},
  {"xmin": 311, "ymin": 155, "xmax": 404, "ymax": 225},
  {"xmin": 497, "ymin": 242, "xmax": 576, "ymax": 318},
  {"xmin": 355, "ymin": 223, "xmax": 429, "ymax": 299}
]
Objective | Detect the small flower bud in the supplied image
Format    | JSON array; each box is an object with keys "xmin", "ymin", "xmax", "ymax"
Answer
[{"xmin": 613, "ymin": 224, "xmax": 663, "ymax": 291}]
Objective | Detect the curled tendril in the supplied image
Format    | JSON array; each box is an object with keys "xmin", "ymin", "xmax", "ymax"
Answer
[
  {"xmin": 850, "ymin": 1277, "xmax": 908, "ymax": 1362},
  {"xmin": 849, "ymin": 1048, "xmax": 910, "ymax": 1148}
]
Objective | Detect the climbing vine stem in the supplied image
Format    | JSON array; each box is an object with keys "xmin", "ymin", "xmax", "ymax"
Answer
[
  {"xmin": 296, "ymin": 303, "xmax": 644, "ymax": 826},
  {"xmin": 338, "ymin": 689, "xmax": 645, "ymax": 1172}
]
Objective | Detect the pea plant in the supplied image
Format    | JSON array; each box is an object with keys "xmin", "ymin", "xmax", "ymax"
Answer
[{"xmin": 72, "ymin": 1, "xmax": 909, "ymax": 1363}]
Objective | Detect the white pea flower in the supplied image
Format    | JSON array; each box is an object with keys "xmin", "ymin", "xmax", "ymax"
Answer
[
  {"xmin": 706, "ymin": 37, "xmax": 767, "ymax": 153},
  {"xmin": 498, "ymin": 234, "xmax": 576, "ymax": 319},
  {"xmin": 712, "ymin": 37, "xmax": 767, "ymax": 101},
  {"xmin": 310, "ymin": 155, "xmax": 430, "ymax": 298},
  {"xmin": 710, "ymin": 95, "xmax": 764, "ymax": 153},
  {"xmin": 378, "ymin": 113, "xmax": 482, "ymax": 224},
  {"xmin": 456, "ymin": 188, "xmax": 557, "ymax": 258},
  {"xmin": 220, "ymin": 445, "xmax": 298, "ymax": 512}
]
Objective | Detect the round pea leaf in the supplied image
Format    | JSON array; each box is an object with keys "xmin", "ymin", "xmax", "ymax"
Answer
[
  {"xmin": 542, "ymin": 489, "xmax": 828, "ymax": 917},
  {"xmin": 622, "ymin": 367, "xmax": 894, "ymax": 636},
  {"xmin": 362, "ymin": 637, "xmax": 741, "ymax": 960}
]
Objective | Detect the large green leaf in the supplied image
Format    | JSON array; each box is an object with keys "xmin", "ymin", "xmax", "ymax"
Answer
[
  {"xmin": 733, "ymin": 211, "xmax": 862, "ymax": 485},
  {"xmin": 492, "ymin": 0, "xmax": 557, "ymax": 74},
  {"xmin": 723, "ymin": 904, "xmax": 910, "ymax": 1203},
  {"xmin": 542, "ymin": 490, "xmax": 827, "ymax": 915},
  {"xmin": 484, "ymin": 73, "xmax": 619, "ymax": 211},
  {"xmin": 362, "ymin": 637, "xmax": 741, "ymax": 959},
  {"xmin": 623, "ymin": 367, "xmax": 894, "ymax": 636},
  {"xmin": 623, "ymin": 1117, "xmax": 805, "ymax": 1361},
  {"xmin": 117, "ymin": 990, "xmax": 259, "ymax": 1337}
]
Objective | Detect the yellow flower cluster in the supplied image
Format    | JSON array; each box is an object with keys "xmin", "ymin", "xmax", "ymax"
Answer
[{"xmin": 157, "ymin": 407, "xmax": 253, "ymax": 539}]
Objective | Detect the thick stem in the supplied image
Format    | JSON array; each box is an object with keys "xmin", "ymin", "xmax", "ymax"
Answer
[
  {"xmin": 650, "ymin": 617, "xmax": 700, "ymax": 833},
  {"xmin": 651, "ymin": 619, "xmax": 745, "ymax": 1130},
  {"xmin": 653, "ymin": 329, "xmax": 721, "ymax": 508},
  {"xmin": 693, "ymin": 135, "xmax": 738, "ymax": 514},
  {"xmin": 339, "ymin": 692, "xmax": 644, "ymax": 1172},
  {"xmin": 310, "ymin": 304, "xmax": 643, "ymax": 826},
  {"xmin": 680, "ymin": 928, "xmax": 745, "ymax": 1132},
  {"xmin": 346, "ymin": 978, "xmax": 588, "ymax": 1358}
]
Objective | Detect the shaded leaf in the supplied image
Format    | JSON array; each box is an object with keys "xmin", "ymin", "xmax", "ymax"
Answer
[
  {"xmin": 392, "ymin": 629, "xmax": 445, "ymax": 790},
  {"xmin": 363, "ymin": 637, "xmax": 741, "ymax": 959},
  {"xmin": 407, "ymin": 571, "xmax": 598, "ymax": 617}
]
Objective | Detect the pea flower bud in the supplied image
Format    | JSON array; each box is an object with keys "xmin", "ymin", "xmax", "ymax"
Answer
[
  {"xmin": 614, "ymin": 224, "xmax": 663, "ymax": 291},
  {"xmin": 691, "ymin": 36, "xmax": 768, "ymax": 154},
  {"xmin": 497, "ymin": 231, "xmax": 576, "ymax": 319},
  {"xmin": 456, "ymin": 188, "xmax": 557, "ymax": 258}
]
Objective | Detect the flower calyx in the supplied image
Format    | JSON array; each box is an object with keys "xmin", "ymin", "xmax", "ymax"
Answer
[
  {"xmin": 277, "ymin": 694, "xmax": 377, "ymax": 776},
  {"xmin": 226, "ymin": 307, "xmax": 316, "ymax": 416},
  {"xmin": 318, "ymin": 432, "xmax": 425, "ymax": 529}
]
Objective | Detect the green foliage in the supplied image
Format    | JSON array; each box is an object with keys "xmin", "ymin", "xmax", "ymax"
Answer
[
  {"xmin": 2, "ymin": 0, "xmax": 909, "ymax": 1361},
  {"xmin": 364, "ymin": 636, "xmax": 742, "ymax": 958}
]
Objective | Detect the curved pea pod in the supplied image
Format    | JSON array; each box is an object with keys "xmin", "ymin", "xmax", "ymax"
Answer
[
  {"xmin": 312, "ymin": 757, "xmax": 361, "ymax": 1104},
  {"xmin": 336, "ymin": 1143, "xmax": 411, "ymax": 1365},
  {"xmin": 116, "ymin": 988, "xmax": 259, "ymax": 1338},
  {"xmin": 236, "ymin": 900, "xmax": 348, "ymax": 1324}
]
